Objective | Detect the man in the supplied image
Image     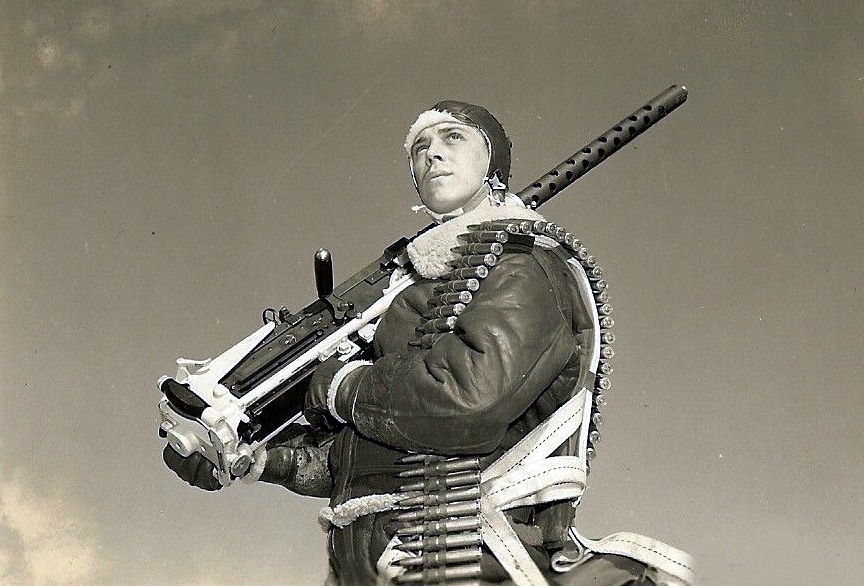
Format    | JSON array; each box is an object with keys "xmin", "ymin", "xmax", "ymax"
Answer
[{"xmin": 165, "ymin": 101, "xmax": 692, "ymax": 586}]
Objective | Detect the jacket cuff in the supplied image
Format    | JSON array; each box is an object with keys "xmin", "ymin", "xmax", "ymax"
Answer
[{"xmin": 327, "ymin": 360, "xmax": 371, "ymax": 423}]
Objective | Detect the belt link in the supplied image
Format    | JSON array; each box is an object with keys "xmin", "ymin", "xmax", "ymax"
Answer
[{"xmin": 390, "ymin": 454, "xmax": 484, "ymax": 585}]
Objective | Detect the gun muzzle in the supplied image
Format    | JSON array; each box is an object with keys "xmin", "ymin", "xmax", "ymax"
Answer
[{"xmin": 516, "ymin": 85, "xmax": 688, "ymax": 209}]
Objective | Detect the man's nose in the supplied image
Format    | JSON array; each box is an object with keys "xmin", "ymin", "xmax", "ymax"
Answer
[{"xmin": 426, "ymin": 140, "xmax": 444, "ymax": 163}]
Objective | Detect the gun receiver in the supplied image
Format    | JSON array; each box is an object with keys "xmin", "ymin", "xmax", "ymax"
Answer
[{"xmin": 157, "ymin": 85, "xmax": 688, "ymax": 485}]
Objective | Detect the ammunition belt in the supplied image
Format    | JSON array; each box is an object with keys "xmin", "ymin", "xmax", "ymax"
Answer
[
  {"xmin": 391, "ymin": 454, "xmax": 484, "ymax": 584},
  {"xmin": 388, "ymin": 217, "xmax": 616, "ymax": 584},
  {"xmin": 387, "ymin": 390, "xmax": 592, "ymax": 586},
  {"xmin": 379, "ymin": 216, "xmax": 692, "ymax": 586},
  {"xmin": 410, "ymin": 217, "xmax": 613, "ymax": 468}
]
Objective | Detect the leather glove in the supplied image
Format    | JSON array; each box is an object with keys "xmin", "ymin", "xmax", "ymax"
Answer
[
  {"xmin": 259, "ymin": 423, "xmax": 334, "ymax": 497},
  {"xmin": 162, "ymin": 445, "xmax": 221, "ymax": 491},
  {"xmin": 304, "ymin": 356, "xmax": 349, "ymax": 432}
]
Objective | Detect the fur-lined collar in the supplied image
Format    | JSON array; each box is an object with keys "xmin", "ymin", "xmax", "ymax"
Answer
[{"xmin": 407, "ymin": 197, "xmax": 546, "ymax": 279}]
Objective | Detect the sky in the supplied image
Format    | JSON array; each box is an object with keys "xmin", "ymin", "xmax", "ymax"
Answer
[{"xmin": 1, "ymin": 1, "xmax": 862, "ymax": 585}]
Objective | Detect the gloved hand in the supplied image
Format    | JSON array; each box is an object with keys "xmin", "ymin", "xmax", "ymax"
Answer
[
  {"xmin": 161, "ymin": 425, "xmax": 332, "ymax": 495},
  {"xmin": 259, "ymin": 424, "xmax": 334, "ymax": 497},
  {"xmin": 304, "ymin": 356, "xmax": 349, "ymax": 432},
  {"xmin": 162, "ymin": 445, "xmax": 222, "ymax": 491}
]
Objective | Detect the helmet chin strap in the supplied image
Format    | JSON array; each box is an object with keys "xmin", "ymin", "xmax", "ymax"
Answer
[{"xmin": 485, "ymin": 171, "xmax": 507, "ymax": 197}]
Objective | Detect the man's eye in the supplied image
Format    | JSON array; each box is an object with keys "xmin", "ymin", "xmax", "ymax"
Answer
[
  {"xmin": 447, "ymin": 132, "xmax": 463, "ymax": 141},
  {"xmin": 413, "ymin": 144, "xmax": 428, "ymax": 156}
]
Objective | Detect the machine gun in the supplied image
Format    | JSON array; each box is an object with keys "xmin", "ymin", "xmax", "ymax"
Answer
[{"xmin": 157, "ymin": 85, "xmax": 688, "ymax": 486}]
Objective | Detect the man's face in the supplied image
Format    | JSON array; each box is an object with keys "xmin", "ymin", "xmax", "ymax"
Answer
[{"xmin": 410, "ymin": 122, "xmax": 489, "ymax": 215}]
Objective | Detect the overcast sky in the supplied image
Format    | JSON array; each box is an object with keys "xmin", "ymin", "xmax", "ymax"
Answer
[{"xmin": 1, "ymin": 1, "xmax": 862, "ymax": 585}]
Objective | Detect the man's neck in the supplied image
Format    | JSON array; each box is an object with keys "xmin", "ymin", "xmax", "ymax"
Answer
[{"xmin": 461, "ymin": 184, "xmax": 493, "ymax": 214}]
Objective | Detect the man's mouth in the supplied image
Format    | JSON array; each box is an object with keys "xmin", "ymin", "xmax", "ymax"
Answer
[{"xmin": 427, "ymin": 170, "xmax": 452, "ymax": 181}]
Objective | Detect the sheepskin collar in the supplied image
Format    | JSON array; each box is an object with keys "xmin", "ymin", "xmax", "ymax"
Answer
[{"xmin": 407, "ymin": 197, "xmax": 546, "ymax": 279}]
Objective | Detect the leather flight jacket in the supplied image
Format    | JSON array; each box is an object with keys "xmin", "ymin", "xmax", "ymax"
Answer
[
  {"xmin": 325, "ymin": 240, "xmax": 591, "ymax": 583},
  {"xmin": 259, "ymin": 201, "xmax": 690, "ymax": 585}
]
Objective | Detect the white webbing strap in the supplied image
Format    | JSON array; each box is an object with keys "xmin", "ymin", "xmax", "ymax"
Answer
[
  {"xmin": 478, "ymin": 387, "xmax": 695, "ymax": 586},
  {"xmin": 368, "ymin": 385, "xmax": 694, "ymax": 586},
  {"xmin": 569, "ymin": 529, "xmax": 696, "ymax": 586},
  {"xmin": 376, "ymin": 535, "xmax": 413, "ymax": 585},
  {"xmin": 479, "ymin": 390, "xmax": 590, "ymax": 586},
  {"xmin": 484, "ymin": 389, "xmax": 589, "ymax": 479},
  {"xmin": 481, "ymin": 505, "xmax": 549, "ymax": 586},
  {"xmin": 484, "ymin": 456, "xmax": 586, "ymax": 510}
]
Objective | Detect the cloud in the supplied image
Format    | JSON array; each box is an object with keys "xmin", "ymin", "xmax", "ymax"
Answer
[
  {"xmin": 35, "ymin": 38, "xmax": 60, "ymax": 68},
  {"xmin": 0, "ymin": 0, "xmax": 248, "ymax": 138},
  {"xmin": 169, "ymin": 554, "xmax": 303, "ymax": 586},
  {"xmin": 0, "ymin": 465, "xmax": 316, "ymax": 586},
  {"xmin": 34, "ymin": 37, "xmax": 83, "ymax": 72},
  {"xmin": 0, "ymin": 545, "xmax": 26, "ymax": 585},
  {"xmin": 0, "ymin": 470, "xmax": 106, "ymax": 586},
  {"xmin": 324, "ymin": 0, "xmax": 478, "ymax": 44},
  {"xmin": 75, "ymin": 6, "xmax": 113, "ymax": 40}
]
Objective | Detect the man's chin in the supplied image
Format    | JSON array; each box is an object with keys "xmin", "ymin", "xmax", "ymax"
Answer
[
  {"xmin": 420, "ymin": 191, "xmax": 463, "ymax": 215},
  {"xmin": 425, "ymin": 199, "xmax": 464, "ymax": 216}
]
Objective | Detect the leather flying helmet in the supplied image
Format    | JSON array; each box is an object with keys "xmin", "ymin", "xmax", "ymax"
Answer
[{"xmin": 405, "ymin": 100, "xmax": 511, "ymax": 191}]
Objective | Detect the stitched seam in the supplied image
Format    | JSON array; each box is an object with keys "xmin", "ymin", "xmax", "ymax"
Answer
[
  {"xmin": 602, "ymin": 538, "xmax": 694, "ymax": 571},
  {"xmin": 499, "ymin": 410, "xmax": 580, "ymax": 476},
  {"xmin": 487, "ymin": 463, "xmax": 583, "ymax": 498},
  {"xmin": 483, "ymin": 516, "xmax": 533, "ymax": 582}
]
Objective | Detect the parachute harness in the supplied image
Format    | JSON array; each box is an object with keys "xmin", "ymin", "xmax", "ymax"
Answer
[{"xmin": 320, "ymin": 217, "xmax": 694, "ymax": 586}]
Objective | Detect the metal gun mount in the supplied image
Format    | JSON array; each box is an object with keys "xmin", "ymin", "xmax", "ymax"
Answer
[
  {"xmin": 159, "ymin": 240, "xmax": 417, "ymax": 486},
  {"xmin": 158, "ymin": 85, "xmax": 688, "ymax": 486}
]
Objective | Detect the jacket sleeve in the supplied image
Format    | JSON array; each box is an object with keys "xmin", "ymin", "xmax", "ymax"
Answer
[{"xmin": 335, "ymin": 252, "xmax": 578, "ymax": 454}]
